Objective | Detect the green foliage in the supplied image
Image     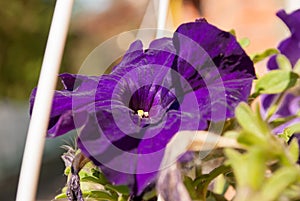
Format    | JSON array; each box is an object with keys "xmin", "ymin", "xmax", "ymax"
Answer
[
  {"xmin": 224, "ymin": 103, "xmax": 300, "ymax": 201},
  {"xmin": 276, "ymin": 54, "xmax": 292, "ymax": 71},
  {"xmin": 254, "ymin": 70, "xmax": 299, "ymax": 94},
  {"xmin": 250, "ymin": 48, "xmax": 279, "ymax": 63},
  {"xmin": 55, "ymin": 164, "xmax": 130, "ymax": 201},
  {"xmin": 235, "ymin": 103, "xmax": 269, "ymax": 138},
  {"xmin": 238, "ymin": 38, "xmax": 250, "ymax": 48},
  {"xmin": 179, "ymin": 165, "xmax": 231, "ymax": 201},
  {"xmin": 293, "ymin": 59, "xmax": 300, "ymax": 75}
]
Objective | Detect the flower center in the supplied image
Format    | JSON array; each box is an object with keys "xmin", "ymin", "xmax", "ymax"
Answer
[{"xmin": 137, "ymin": 109, "xmax": 149, "ymax": 118}]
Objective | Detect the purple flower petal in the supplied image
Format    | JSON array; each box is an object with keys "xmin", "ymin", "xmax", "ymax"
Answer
[
  {"xmin": 268, "ymin": 9, "xmax": 300, "ymax": 70},
  {"xmin": 174, "ymin": 20, "xmax": 255, "ymax": 77},
  {"xmin": 262, "ymin": 9, "xmax": 300, "ymax": 135},
  {"xmin": 29, "ymin": 74, "xmax": 100, "ymax": 137},
  {"xmin": 172, "ymin": 20, "xmax": 255, "ymax": 120}
]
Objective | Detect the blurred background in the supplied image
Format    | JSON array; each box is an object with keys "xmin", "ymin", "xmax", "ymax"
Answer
[{"xmin": 0, "ymin": 0, "xmax": 297, "ymax": 200}]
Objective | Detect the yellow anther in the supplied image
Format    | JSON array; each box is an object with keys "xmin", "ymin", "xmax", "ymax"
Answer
[
  {"xmin": 137, "ymin": 110, "xmax": 149, "ymax": 118},
  {"xmin": 137, "ymin": 110, "xmax": 144, "ymax": 118}
]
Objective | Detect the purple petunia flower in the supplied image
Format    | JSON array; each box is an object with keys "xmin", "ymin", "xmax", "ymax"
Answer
[
  {"xmin": 261, "ymin": 9, "xmax": 300, "ymax": 134},
  {"xmin": 30, "ymin": 20, "xmax": 255, "ymax": 195}
]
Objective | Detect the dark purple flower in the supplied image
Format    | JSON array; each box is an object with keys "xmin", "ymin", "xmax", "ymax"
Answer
[
  {"xmin": 261, "ymin": 9, "xmax": 300, "ymax": 133},
  {"xmin": 268, "ymin": 9, "xmax": 300, "ymax": 70},
  {"xmin": 30, "ymin": 20, "xmax": 255, "ymax": 195}
]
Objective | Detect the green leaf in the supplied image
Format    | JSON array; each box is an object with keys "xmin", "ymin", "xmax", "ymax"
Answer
[
  {"xmin": 83, "ymin": 190, "xmax": 116, "ymax": 200},
  {"xmin": 193, "ymin": 174, "xmax": 210, "ymax": 187},
  {"xmin": 238, "ymin": 37, "xmax": 250, "ymax": 48},
  {"xmin": 213, "ymin": 175, "xmax": 226, "ymax": 195},
  {"xmin": 105, "ymin": 184, "xmax": 130, "ymax": 195},
  {"xmin": 276, "ymin": 54, "xmax": 292, "ymax": 71},
  {"xmin": 286, "ymin": 123, "xmax": 300, "ymax": 134},
  {"xmin": 281, "ymin": 184, "xmax": 300, "ymax": 200},
  {"xmin": 223, "ymin": 131, "xmax": 239, "ymax": 139},
  {"xmin": 246, "ymin": 149, "xmax": 267, "ymax": 190},
  {"xmin": 224, "ymin": 149, "xmax": 248, "ymax": 187},
  {"xmin": 225, "ymin": 149, "xmax": 267, "ymax": 190},
  {"xmin": 288, "ymin": 138, "xmax": 299, "ymax": 163},
  {"xmin": 270, "ymin": 115, "xmax": 297, "ymax": 128},
  {"xmin": 64, "ymin": 166, "xmax": 71, "ymax": 176},
  {"xmin": 280, "ymin": 123, "xmax": 300, "ymax": 143},
  {"xmin": 206, "ymin": 191, "xmax": 227, "ymax": 201},
  {"xmin": 118, "ymin": 195, "xmax": 130, "ymax": 201},
  {"xmin": 142, "ymin": 188, "xmax": 157, "ymax": 200},
  {"xmin": 183, "ymin": 176, "xmax": 198, "ymax": 199},
  {"xmin": 229, "ymin": 29, "xmax": 236, "ymax": 36},
  {"xmin": 278, "ymin": 132, "xmax": 294, "ymax": 143},
  {"xmin": 237, "ymin": 131, "xmax": 267, "ymax": 147},
  {"xmin": 255, "ymin": 70, "xmax": 299, "ymax": 94},
  {"xmin": 86, "ymin": 169, "xmax": 109, "ymax": 185},
  {"xmin": 235, "ymin": 102, "xmax": 269, "ymax": 138},
  {"xmin": 194, "ymin": 165, "xmax": 231, "ymax": 200},
  {"xmin": 251, "ymin": 48, "xmax": 279, "ymax": 63},
  {"xmin": 293, "ymin": 59, "xmax": 300, "ymax": 74},
  {"xmin": 54, "ymin": 192, "xmax": 67, "ymax": 199},
  {"xmin": 260, "ymin": 167, "xmax": 300, "ymax": 201},
  {"xmin": 81, "ymin": 175, "xmax": 104, "ymax": 184},
  {"xmin": 91, "ymin": 168, "xmax": 101, "ymax": 178}
]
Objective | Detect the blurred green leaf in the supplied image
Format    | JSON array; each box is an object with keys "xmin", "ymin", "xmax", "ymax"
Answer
[
  {"xmin": 280, "ymin": 123, "xmax": 300, "ymax": 143},
  {"xmin": 288, "ymin": 138, "xmax": 299, "ymax": 163},
  {"xmin": 235, "ymin": 102, "xmax": 269, "ymax": 138},
  {"xmin": 193, "ymin": 174, "xmax": 210, "ymax": 188},
  {"xmin": 54, "ymin": 192, "xmax": 67, "ymax": 199},
  {"xmin": 247, "ymin": 149, "xmax": 267, "ymax": 190},
  {"xmin": 213, "ymin": 175, "xmax": 226, "ymax": 195},
  {"xmin": 229, "ymin": 29, "xmax": 236, "ymax": 36},
  {"xmin": 83, "ymin": 190, "xmax": 117, "ymax": 200},
  {"xmin": 237, "ymin": 131, "xmax": 267, "ymax": 147},
  {"xmin": 238, "ymin": 38, "xmax": 250, "ymax": 48},
  {"xmin": 270, "ymin": 115, "xmax": 298, "ymax": 128},
  {"xmin": 105, "ymin": 184, "xmax": 130, "ymax": 196},
  {"xmin": 193, "ymin": 165, "xmax": 231, "ymax": 200},
  {"xmin": 251, "ymin": 48, "xmax": 279, "ymax": 63},
  {"xmin": 278, "ymin": 131, "xmax": 294, "ymax": 143},
  {"xmin": 276, "ymin": 54, "xmax": 292, "ymax": 71},
  {"xmin": 142, "ymin": 188, "xmax": 157, "ymax": 201},
  {"xmin": 64, "ymin": 166, "xmax": 71, "ymax": 176},
  {"xmin": 293, "ymin": 59, "xmax": 300, "ymax": 74},
  {"xmin": 255, "ymin": 70, "xmax": 299, "ymax": 94},
  {"xmin": 225, "ymin": 148, "xmax": 266, "ymax": 190},
  {"xmin": 183, "ymin": 176, "xmax": 198, "ymax": 199},
  {"xmin": 223, "ymin": 130, "xmax": 239, "ymax": 139},
  {"xmin": 260, "ymin": 167, "xmax": 300, "ymax": 201},
  {"xmin": 285, "ymin": 123, "xmax": 300, "ymax": 135},
  {"xmin": 225, "ymin": 149, "xmax": 248, "ymax": 187},
  {"xmin": 0, "ymin": 0, "xmax": 78, "ymax": 100},
  {"xmin": 206, "ymin": 191, "xmax": 227, "ymax": 201},
  {"xmin": 81, "ymin": 175, "xmax": 104, "ymax": 184},
  {"xmin": 281, "ymin": 184, "xmax": 300, "ymax": 200}
]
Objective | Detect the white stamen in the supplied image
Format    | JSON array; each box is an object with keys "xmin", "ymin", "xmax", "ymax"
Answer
[{"xmin": 144, "ymin": 112, "xmax": 149, "ymax": 117}]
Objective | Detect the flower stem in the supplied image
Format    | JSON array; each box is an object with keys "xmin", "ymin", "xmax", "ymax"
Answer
[{"xmin": 265, "ymin": 92, "xmax": 286, "ymax": 122}]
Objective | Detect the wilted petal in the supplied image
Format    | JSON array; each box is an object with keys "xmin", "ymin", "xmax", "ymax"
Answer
[{"xmin": 157, "ymin": 163, "xmax": 192, "ymax": 201}]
